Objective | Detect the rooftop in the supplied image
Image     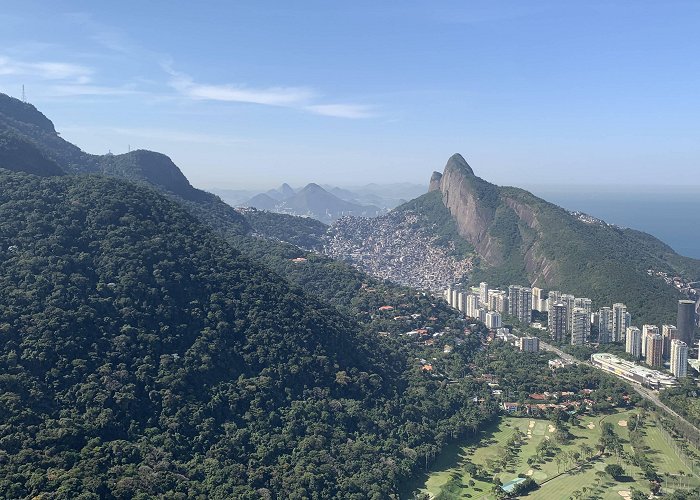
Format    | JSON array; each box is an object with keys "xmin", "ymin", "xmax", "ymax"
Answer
[{"xmin": 591, "ymin": 352, "xmax": 677, "ymax": 388}]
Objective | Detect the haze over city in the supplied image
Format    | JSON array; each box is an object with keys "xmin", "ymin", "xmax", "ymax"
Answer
[{"xmin": 1, "ymin": 1, "xmax": 699, "ymax": 189}]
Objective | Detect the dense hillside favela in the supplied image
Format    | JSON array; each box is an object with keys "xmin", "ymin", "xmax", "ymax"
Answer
[{"xmin": 1, "ymin": 89, "xmax": 700, "ymax": 500}]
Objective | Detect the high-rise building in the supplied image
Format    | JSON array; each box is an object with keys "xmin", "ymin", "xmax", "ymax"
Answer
[
  {"xmin": 520, "ymin": 336, "xmax": 540, "ymax": 352},
  {"xmin": 571, "ymin": 308, "xmax": 589, "ymax": 345},
  {"xmin": 677, "ymin": 300, "xmax": 696, "ymax": 346},
  {"xmin": 507, "ymin": 285, "xmax": 518, "ymax": 316},
  {"xmin": 560, "ymin": 294, "xmax": 576, "ymax": 333},
  {"xmin": 485, "ymin": 311, "xmax": 501, "ymax": 329},
  {"xmin": 612, "ymin": 303, "xmax": 629, "ymax": 342},
  {"xmin": 641, "ymin": 325, "xmax": 659, "ymax": 357},
  {"xmin": 575, "ymin": 297, "xmax": 592, "ymax": 317},
  {"xmin": 489, "ymin": 290, "xmax": 508, "ymax": 314},
  {"xmin": 645, "ymin": 333, "xmax": 663, "ymax": 368},
  {"xmin": 550, "ymin": 302, "xmax": 567, "ymax": 343},
  {"xmin": 466, "ymin": 294, "xmax": 480, "ymax": 318},
  {"xmin": 670, "ymin": 339, "xmax": 688, "ymax": 378},
  {"xmin": 532, "ymin": 287, "xmax": 544, "ymax": 312},
  {"xmin": 661, "ymin": 324, "xmax": 677, "ymax": 360},
  {"xmin": 451, "ymin": 289, "xmax": 459, "ymax": 309},
  {"xmin": 507, "ymin": 285, "xmax": 532, "ymax": 325},
  {"xmin": 547, "ymin": 290, "xmax": 560, "ymax": 316},
  {"xmin": 444, "ymin": 286, "xmax": 452, "ymax": 304},
  {"xmin": 479, "ymin": 282, "xmax": 489, "ymax": 305},
  {"xmin": 625, "ymin": 326, "xmax": 642, "ymax": 359},
  {"xmin": 598, "ymin": 307, "xmax": 613, "ymax": 343}
]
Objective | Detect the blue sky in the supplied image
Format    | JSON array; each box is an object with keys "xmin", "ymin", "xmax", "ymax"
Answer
[{"xmin": 1, "ymin": 1, "xmax": 699, "ymax": 190}]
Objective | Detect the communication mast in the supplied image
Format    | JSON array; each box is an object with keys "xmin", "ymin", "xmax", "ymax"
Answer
[{"xmin": 22, "ymin": 85, "xmax": 26, "ymax": 103}]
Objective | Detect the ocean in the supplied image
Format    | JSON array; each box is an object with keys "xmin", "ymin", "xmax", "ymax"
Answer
[{"xmin": 526, "ymin": 186, "xmax": 700, "ymax": 260}]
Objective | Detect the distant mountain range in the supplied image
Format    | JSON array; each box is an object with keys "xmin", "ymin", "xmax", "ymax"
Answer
[
  {"xmin": 245, "ymin": 182, "xmax": 382, "ymax": 223},
  {"xmin": 212, "ymin": 181, "xmax": 425, "ymax": 223}
]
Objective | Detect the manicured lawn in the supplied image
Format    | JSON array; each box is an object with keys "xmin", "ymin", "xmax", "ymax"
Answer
[
  {"xmin": 527, "ymin": 457, "xmax": 646, "ymax": 500},
  {"xmin": 403, "ymin": 409, "xmax": 700, "ymax": 499}
]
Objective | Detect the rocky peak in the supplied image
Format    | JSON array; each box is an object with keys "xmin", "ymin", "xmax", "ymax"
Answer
[
  {"xmin": 444, "ymin": 153, "xmax": 474, "ymax": 177},
  {"xmin": 428, "ymin": 171, "xmax": 442, "ymax": 192}
]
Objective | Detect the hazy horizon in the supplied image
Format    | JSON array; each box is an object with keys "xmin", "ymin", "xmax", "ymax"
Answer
[{"xmin": 2, "ymin": 2, "xmax": 700, "ymax": 188}]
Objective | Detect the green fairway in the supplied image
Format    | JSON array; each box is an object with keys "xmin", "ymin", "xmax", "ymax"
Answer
[{"xmin": 403, "ymin": 410, "xmax": 700, "ymax": 499}]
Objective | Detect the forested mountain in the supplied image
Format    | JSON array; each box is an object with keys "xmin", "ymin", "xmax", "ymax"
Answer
[
  {"xmin": 428, "ymin": 153, "xmax": 700, "ymax": 323},
  {"xmin": 0, "ymin": 92, "xmax": 424, "ymax": 325},
  {"xmin": 0, "ymin": 92, "xmax": 250, "ymax": 237},
  {"xmin": 0, "ymin": 169, "xmax": 495, "ymax": 498},
  {"xmin": 241, "ymin": 207, "xmax": 328, "ymax": 250}
]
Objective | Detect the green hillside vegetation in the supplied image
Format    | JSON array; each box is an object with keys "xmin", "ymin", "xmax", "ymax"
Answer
[
  {"xmin": 0, "ymin": 93, "xmax": 251, "ymax": 239},
  {"xmin": 0, "ymin": 129, "xmax": 64, "ymax": 176},
  {"xmin": 496, "ymin": 186, "xmax": 698, "ymax": 324},
  {"xmin": 241, "ymin": 208, "xmax": 327, "ymax": 250},
  {"xmin": 429, "ymin": 155, "xmax": 700, "ymax": 325},
  {"xmin": 0, "ymin": 169, "xmax": 497, "ymax": 499},
  {"xmin": 0, "ymin": 92, "xmax": 382, "ymax": 314}
]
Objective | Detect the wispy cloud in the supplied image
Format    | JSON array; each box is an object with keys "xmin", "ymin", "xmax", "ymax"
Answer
[
  {"xmin": 305, "ymin": 104, "xmax": 375, "ymax": 119},
  {"xmin": 171, "ymin": 71, "xmax": 314, "ymax": 106},
  {"xmin": 0, "ymin": 55, "xmax": 92, "ymax": 83},
  {"xmin": 165, "ymin": 65, "xmax": 375, "ymax": 119}
]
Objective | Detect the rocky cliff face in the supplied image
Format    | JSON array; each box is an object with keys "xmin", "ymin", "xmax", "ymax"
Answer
[
  {"xmin": 427, "ymin": 154, "xmax": 700, "ymax": 325},
  {"xmin": 438, "ymin": 154, "xmax": 508, "ymax": 267},
  {"xmin": 428, "ymin": 171, "xmax": 442, "ymax": 192}
]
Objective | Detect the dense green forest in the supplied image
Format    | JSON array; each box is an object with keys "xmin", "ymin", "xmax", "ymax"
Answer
[
  {"xmin": 0, "ymin": 169, "xmax": 497, "ymax": 498},
  {"xmin": 241, "ymin": 208, "xmax": 327, "ymax": 250}
]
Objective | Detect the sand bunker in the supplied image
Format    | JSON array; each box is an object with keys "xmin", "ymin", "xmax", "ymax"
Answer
[
  {"xmin": 526, "ymin": 469, "xmax": 534, "ymax": 476},
  {"xmin": 618, "ymin": 490, "xmax": 631, "ymax": 499},
  {"xmin": 529, "ymin": 420, "xmax": 535, "ymax": 428},
  {"xmin": 587, "ymin": 423, "xmax": 596, "ymax": 429},
  {"xmin": 618, "ymin": 420, "xmax": 628, "ymax": 427},
  {"xmin": 548, "ymin": 425, "xmax": 556, "ymax": 433}
]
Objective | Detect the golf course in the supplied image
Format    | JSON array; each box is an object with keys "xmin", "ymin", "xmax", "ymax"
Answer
[{"xmin": 403, "ymin": 410, "xmax": 699, "ymax": 499}]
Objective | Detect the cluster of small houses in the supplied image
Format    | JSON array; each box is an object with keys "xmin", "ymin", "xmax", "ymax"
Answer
[
  {"xmin": 647, "ymin": 268, "xmax": 700, "ymax": 298},
  {"xmin": 480, "ymin": 377, "xmax": 633, "ymax": 417}
]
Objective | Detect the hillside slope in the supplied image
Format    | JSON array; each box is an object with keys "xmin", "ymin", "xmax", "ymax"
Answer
[
  {"xmin": 0, "ymin": 169, "xmax": 494, "ymax": 498},
  {"xmin": 0, "ymin": 93, "xmax": 249, "ymax": 236},
  {"xmin": 435, "ymin": 154, "xmax": 700, "ymax": 322}
]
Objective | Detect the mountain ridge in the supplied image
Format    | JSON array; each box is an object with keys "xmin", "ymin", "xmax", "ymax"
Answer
[
  {"xmin": 245, "ymin": 181, "xmax": 382, "ymax": 223},
  {"xmin": 0, "ymin": 92, "xmax": 250, "ymax": 236},
  {"xmin": 433, "ymin": 153, "xmax": 700, "ymax": 322}
]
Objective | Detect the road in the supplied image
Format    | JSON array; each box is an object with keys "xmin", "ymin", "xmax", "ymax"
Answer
[{"xmin": 531, "ymin": 335, "xmax": 700, "ymax": 439}]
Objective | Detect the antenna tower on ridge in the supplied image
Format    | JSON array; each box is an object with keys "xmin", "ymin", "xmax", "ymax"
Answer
[{"xmin": 22, "ymin": 85, "xmax": 26, "ymax": 103}]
